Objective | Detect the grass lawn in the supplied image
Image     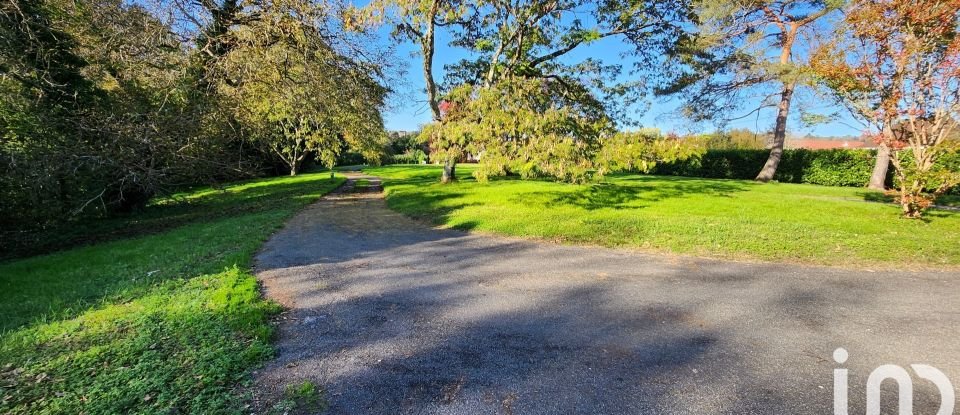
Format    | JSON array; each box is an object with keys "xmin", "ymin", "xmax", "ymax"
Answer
[
  {"xmin": 365, "ymin": 165, "xmax": 960, "ymax": 269},
  {"xmin": 0, "ymin": 173, "xmax": 344, "ymax": 414}
]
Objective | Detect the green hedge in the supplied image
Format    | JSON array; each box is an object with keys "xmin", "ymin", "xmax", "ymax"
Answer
[
  {"xmin": 652, "ymin": 148, "xmax": 959, "ymax": 194},
  {"xmin": 653, "ymin": 148, "xmax": 878, "ymax": 187}
]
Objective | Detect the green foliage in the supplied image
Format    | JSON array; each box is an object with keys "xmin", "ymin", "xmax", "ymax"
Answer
[
  {"xmin": 387, "ymin": 131, "xmax": 428, "ymax": 164},
  {"xmin": 0, "ymin": 173, "xmax": 344, "ymax": 414},
  {"xmin": 2, "ymin": 0, "xmax": 289, "ymax": 227},
  {"xmin": 391, "ymin": 149, "xmax": 429, "ymax": 164},
  {"xmin": 425, "ymin": 78, "xmax": 611, "ymax": 183},
  {"xmin": 268, "ymin": 381, "xmax": 328, "ymax": 414},
  {"xmin": 895, "ymin": 147, "xmax": 960, "ymax": 196},
  {"xmin": 218, "ymin": 4, "xmax": 388, "ymax": 175},
  {"xmin": 653, "ymin": 148, "xmax": 878, "ymax": 187},
  {"xmin": 652, "ymin": 147, "xmax": 960, "ymax": 193},
  {"xmin": 389, "ymin": 0, "xmax": 689, "ymax": 184},
  {"xmin": 596, "ymin": 128, "xmax": 702, "ymax": 175},
  {"xmin": 793, "ymin": 150, "xmax": 879, "ymax": 187},
  {"xmin": 1, "ymin": 0, "xmax": 387, "ymax": 231},
  {"xmin": 690, "ymin": 128, "xmax": 769, "ymax": 150},
  {"xmin": 366, "ymin": 165, "xmax": 960, "ymax": 268}
]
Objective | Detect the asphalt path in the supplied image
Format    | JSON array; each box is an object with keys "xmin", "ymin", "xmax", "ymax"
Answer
[{"xmin": 252, "ymin": 174, "xmax": 960, "ymax": 414}]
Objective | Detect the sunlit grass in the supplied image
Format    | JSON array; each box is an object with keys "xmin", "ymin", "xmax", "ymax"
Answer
[
  {"xmin": 366, "ymin": 165, "xmax": 960, "ymax": 268},
  {"xmin": 0, "ymin": 173, "xmax": 344, "ymax": 414}
]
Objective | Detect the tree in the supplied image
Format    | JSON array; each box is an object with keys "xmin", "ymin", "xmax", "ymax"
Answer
[
  {"xmin": 811, "ymin": 0, "xmax": 960, "ymax": 218},
  {"xmin": 433, "ymin": 0, "xmax": 688, "ymax": 182},
  {"xmin": 219, "ymin": 0, "xmax": 388, "ymax": 176},
  {"xmin": 1, "ymin": 0, "xmax": 391, "ymax": 230},
  {"xmin": 447, "ymin": 0, "xmax": 687, "ymax": 86},
  {"xmin": 1, "ymin": 0, "xmax": 226, "ymax": 222},
  {"xmin": 425, "ymin": 77, "xmax": 611, "ymax": 183},
  {"xmin": 348, "ymin": 0, "xmax": 467, "ymax": 183},
  {"xmin": 354, "ymin": 0, "xmax": 688, "ymax": 183},
  {"xmin": 595, "ymin": 128, "xmax": 703, "ymax": 175},
  {"xmin": 659, "ymin": 0, "xmax": 842, "ymax": 182}
]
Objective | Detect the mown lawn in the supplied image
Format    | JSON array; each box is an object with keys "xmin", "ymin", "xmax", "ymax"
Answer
[
  {"xmin": 365, "ymin": 165, "xmax": 960, "ymax": 268},
  {"xmin": 0, "ymin": 173, "xmax": 344, "ymax": 414}
]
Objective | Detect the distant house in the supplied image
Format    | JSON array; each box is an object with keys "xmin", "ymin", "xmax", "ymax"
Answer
[{"xmin": 785, "ymin": 137, "xmax": 877, "ymax": 150}]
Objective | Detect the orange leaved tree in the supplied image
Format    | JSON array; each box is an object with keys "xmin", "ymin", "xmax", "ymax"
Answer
[{"xmin": 812, "ymin": 0, "xmax": 960, "ymax": 218}]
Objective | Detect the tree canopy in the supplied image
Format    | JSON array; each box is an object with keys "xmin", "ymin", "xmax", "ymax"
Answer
[
  {"xmin": 3, "ymin": 0, "xmax": 958, "ymax": 225},
  {"xmin": 812, "ymin": 0, "xmax": 960, "ymax": 217},
  {"xmin": 1, "ymin": 0, "xmax": 391, "ymax": 229}
]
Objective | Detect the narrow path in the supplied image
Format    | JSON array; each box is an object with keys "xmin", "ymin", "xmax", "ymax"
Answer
[{"xmin": 253, "ymin": 173, "xmax": 959, "ymax": 414}]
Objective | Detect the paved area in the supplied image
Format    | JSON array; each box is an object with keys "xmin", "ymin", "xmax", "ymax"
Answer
[{"xmin": 253, "ymin": 174, "xmax": 960, "ymax": 414}]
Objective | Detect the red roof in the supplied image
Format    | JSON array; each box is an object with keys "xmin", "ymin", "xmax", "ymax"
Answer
[{"xmin": 786, "ymin": 139, "xmax": 876, "ymax": 150}]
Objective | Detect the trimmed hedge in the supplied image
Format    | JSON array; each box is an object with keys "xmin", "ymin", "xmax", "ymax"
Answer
[{"xmin": 652, "ymin": 148, "xmax": 960, "ymax": 193}]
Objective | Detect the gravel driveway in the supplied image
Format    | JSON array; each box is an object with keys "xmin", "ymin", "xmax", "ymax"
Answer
[{"xmin": 253, "ymin": 174, "xmax": 960, "ymax": 414}]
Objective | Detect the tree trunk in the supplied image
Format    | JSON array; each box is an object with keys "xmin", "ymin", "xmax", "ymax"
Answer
[
  {"xmin": 755, "ymin": 82, "xmax": 796, "ymax": 182},
  {"xmin": 441, "ymin": 159, "xmax": 456, "ymax": 183},
  {"xmin": 420, "ymin": 0, "xmax": 458, "ymax": 183},
  {"xmin": 868, "ymin": 145, "xmax": 890, "ymax": 190},
  {"xmin": 900, "ymin": 184, "xmax": 922, "ymax": 219},
  {"xmin": 756, "ymin": 25, "xmax": 797, "ymax": 183},
  {"xmin": 290, "ymin": 158, "xmax": 301, "ymax": 176},
  {"xmin": 422, "ymin": 0, "xmax": 441, "ymax": 122}
]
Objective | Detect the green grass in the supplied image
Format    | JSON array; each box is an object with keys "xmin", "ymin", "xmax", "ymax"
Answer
[
  {"xmin": 3, "ymin": 173, "xmax": 347, "ymax": 260},
  {"xmin": 0, "ymin": 173, "xmax": 345, "ymax": 414},
  {"xmin": 365, "ymin": 165, "xmax": 960, "ymax": 268},
  {"xmin": 267, "ymin": 381, "xmax": 328, "ymax": 414}
]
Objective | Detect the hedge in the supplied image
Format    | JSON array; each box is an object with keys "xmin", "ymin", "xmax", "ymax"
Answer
[{"xmin": 652, "ymin": 148, "xmax": 960, "ymax": 193}]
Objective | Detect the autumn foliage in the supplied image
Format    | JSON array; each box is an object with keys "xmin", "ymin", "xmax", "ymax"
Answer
[{"xmin": 812, "ymin": 0, "xmax": 960, "ymax": 217}]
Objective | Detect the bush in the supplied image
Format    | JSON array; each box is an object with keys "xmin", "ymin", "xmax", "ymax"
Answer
[
  {"xmin": 390, "ymin": 149, "xmax": 428, "ymax": 164},
  {"xmin": 653, "ymin": 148, "xmax": 878, "ymax": 187},
  {"xmin": 896, "ymin": 150, "xmax": 960, "ymax": 196},
  {"xmin": 942, "ymin": 152, "xmax": 960, "ymax": 195}
]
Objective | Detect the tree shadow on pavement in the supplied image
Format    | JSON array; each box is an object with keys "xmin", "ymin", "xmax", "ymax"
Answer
[{"xmin": 252, "ymin": 174, "xmax": 955, "ymax": 415}]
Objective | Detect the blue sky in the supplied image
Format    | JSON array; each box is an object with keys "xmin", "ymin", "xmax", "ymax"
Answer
[{"xmin": 378, "ymin": 20, "xmax": 866, "ymax": 138}]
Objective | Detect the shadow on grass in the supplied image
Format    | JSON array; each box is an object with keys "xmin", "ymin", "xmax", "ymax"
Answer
[
  {"xmin": 857, "ymin": 190, "xmax": 959, "ymax": 222},
  {"xmin": 858, "ymin": 191, "xmax": 894, "ymax": 204},
  {"xmin": 2, "ymin": 175, "xmax": 346, "ymax": 261},
  {"xmin": 385, "ymin": 187, "xmax": 479, "ymax": 230},
  {"xmin": 545, "ymin": 175, "xmax": 752, "ymax": 211},
  {"xmin": 0, "ymin": 176, "xmax": 343, "ymax": 332},
  {"xmin": 370, "ymin": 166, "xmax": 484, "ymax": 230}
]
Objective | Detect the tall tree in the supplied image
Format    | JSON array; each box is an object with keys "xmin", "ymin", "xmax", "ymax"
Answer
[
  {"xmin": 348, "ymin": 0, "xmax": 467, "ymax": 183},
  {"xmin": 446, "ymin": 0, "xmax": 686, "ymax": 107},
  {"xmin": 220, "ymin": 0, "xmax": 389, "ymax": 176},
  {"xmin": 659, "ymin": 0, "xmax": 842, "ymax": 182},
  {"xmin": 812, "ymin": 0, "xmax": 960, "ymax": 218},
  {"xmin": 431, "ymin": 0, "xmax": 688, "ymax": 182},
  {"xmin": 1, "ymin": 0, "xmax": 217, "ymax": 221},
  {"xmin": 354, "ymin": 0, "xmax": 687, "ymax": 183}
]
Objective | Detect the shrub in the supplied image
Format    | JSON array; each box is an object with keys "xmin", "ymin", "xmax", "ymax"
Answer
[
  {"xmin": 652, "ymin": 148, "xmax": 878, "ymax": 187},
  {"xmin": 897, "ymin": 150, "xmax": 960, "ymax": 196},
  {"xmin": 390, "ymin": 149, "xmax": 428, "ymax": 164}
]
